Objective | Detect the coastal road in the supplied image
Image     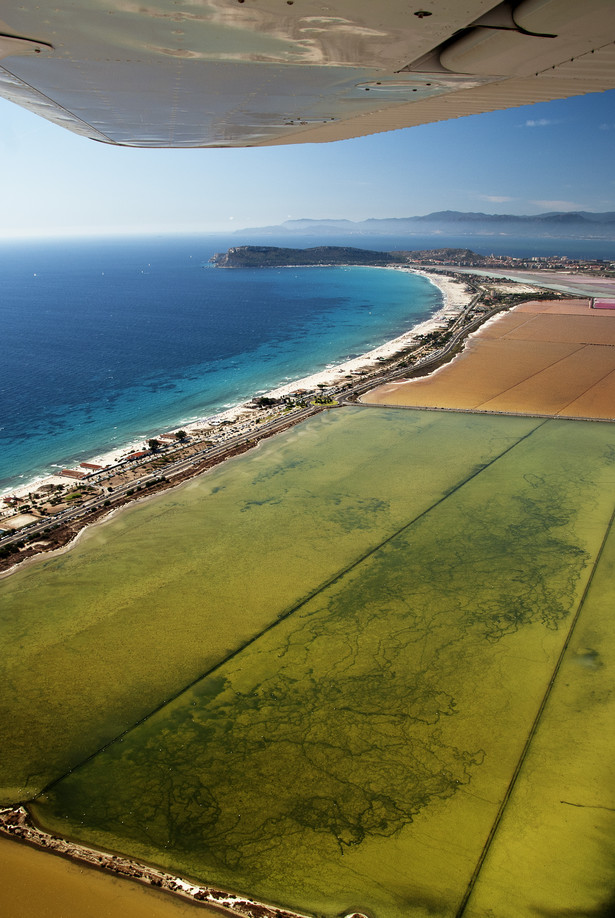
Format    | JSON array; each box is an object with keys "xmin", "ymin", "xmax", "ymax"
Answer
[
  {"xmin": 0, "ymin": 405, "xmax": 321, "ymax": 551},
  {"xmin": 341, "ymin": 295, "xmax": 491, "ymax": 402}
]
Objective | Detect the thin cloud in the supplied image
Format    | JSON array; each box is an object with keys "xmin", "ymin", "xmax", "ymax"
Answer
[
  {"xmin": 599, "ymin": 123, "xmax": 615, "ymax": 130},
  {"xmin": 478, "ymin": 194, "xmax": 515, "ymax": 204},
  {"xmin": 531, "ymin": 199, "xmax": 583, "ymax": 211},
  {"xmin": 522, "ymin": 118, "xmax": 557, "ymax": 127}
]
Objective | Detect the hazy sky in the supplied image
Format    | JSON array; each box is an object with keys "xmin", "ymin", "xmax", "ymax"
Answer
[{"xmin": 0, "ymin": 88, "xmax": 614, "ymax": 238}]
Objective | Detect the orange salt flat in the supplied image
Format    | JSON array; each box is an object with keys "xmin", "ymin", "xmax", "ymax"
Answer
[
  {"xmin": 477, "ymin": 312, "xmax": 538, "ymax": 339},
  {"xmin": 478, "ymin": 345, "xmax": 615, "ymax": 416},
  {"xmin": 363, "ymin": 298, "xmax": 615, "ymax": 419},
  {"xmin": 502, "ymin": 314, "xmax": 615, "ymax": 346},
  {"xmin": 514, "ymin": 300, "xmax": 598, "ymax": 315}
]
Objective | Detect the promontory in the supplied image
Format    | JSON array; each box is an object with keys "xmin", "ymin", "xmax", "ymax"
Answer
[{"xmin": 209, "ymin": 245, "xmax": 406, "ymax": 268}]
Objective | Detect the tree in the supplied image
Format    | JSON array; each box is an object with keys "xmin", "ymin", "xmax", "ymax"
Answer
[
  {"xmin": 175, "ymin": 430, "xmax": 187, "ymax": 440},
  {"xmin": 148, "ymin": 438, "xmax": 161, "ymax": 451}
]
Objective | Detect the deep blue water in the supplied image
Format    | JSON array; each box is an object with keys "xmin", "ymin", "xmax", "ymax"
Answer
[
  {"xmin": 2, "ymin": 232, "xmax": 612, "ymax": 495},
  {"xmin": 0, "ymin": 235, "xmax": 443, "ymax": 493}
]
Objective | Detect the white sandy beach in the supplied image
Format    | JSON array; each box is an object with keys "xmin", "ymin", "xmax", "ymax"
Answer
[
  {"xmin": 1, "ymin": 270, "xmax": 471, "ymax": 504},
  {"xmin": 263, "ymin": 270, "xmax": 470, "ymax": 399}
]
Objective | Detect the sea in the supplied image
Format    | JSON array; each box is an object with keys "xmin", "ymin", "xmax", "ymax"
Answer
[{"xmin": 1, "ymin": 231, "xmax": 613, "ymax": 495}]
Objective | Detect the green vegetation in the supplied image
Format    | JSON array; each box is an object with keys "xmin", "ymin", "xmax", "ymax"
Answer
[
  {"xmin": 1, "ymin": 408, "xmax": 537, "ymax": 801},
  {"xmin": 3, "ymin": 408, "xmax": 615, "ymax": 916},
  {"xmin": 210, "ymin": 245, "xmax": 406, "ymax": 268},
  {"xmin": 465, "ymin": 512, "xmax": 615, "ymax": 916},
  {"xmin": 34, "ymin": 418, "xmax": 615, "ymax": 916}
]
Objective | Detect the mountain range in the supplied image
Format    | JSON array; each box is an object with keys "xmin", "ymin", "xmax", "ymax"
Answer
[{"xmin": 238, "ymin": 211, "xmax": 615, "ymax": 240}]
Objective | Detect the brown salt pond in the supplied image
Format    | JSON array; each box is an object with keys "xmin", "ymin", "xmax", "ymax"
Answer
[
  {"xmin": 0, "ymin": 837, "xmax": 220, "ymax": 918},
  {"xmin": 363, "ymin": 299, "xmax": 615, "ymax": 420}
]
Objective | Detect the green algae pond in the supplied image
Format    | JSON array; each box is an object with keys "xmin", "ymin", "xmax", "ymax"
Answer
[{"xmin": 3, "ymin": 407, "xmax": 615, "ymax": 917}]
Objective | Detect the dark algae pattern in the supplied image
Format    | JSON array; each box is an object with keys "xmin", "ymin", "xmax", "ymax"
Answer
[
  {"xmin": 0, "ymin": 409, "xmax": 535, "ymax": 801},
  {"xmin": 3, "ymin": 409, "xmax": 615, "ymax": 916}
]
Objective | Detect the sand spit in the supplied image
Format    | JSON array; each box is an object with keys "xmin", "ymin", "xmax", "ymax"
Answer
[
  {"xmin": 0, "ymin": 807, "xmax": 356, "ymax": 918},
  {"xmin": 8, "ymin": 265, "xmax": 560, "ymax": 586},
  {"xmin": 2, "ymin": 269, "xmax": 471, "ymax": 506},
  {"xmin": 5, "ymin": 269, "xmax": 554, "ymax": 581},
  {"xmin": 263, "ymin": 268, "xmax": 472, "ymax": 400}
]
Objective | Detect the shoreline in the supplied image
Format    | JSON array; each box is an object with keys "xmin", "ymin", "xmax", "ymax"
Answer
[
  {"xmin": 1, "ymin": 268, "xmax": 471, "ymax": 504},
  {"xmin": 0, "ymin": 413, "xmax": 312, "ymax": 580},
  {"xmin": 0, "ymin": 806, "xmax": 357, "ymax": 918},
  {"xmin": 262, "ymin": 269, "xmax": 468, "ymax": 396}
]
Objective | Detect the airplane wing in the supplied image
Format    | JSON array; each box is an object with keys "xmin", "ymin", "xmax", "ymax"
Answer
[{"xmin": 0, "ymin": 0, "xmax": 613, "ymax": 148}]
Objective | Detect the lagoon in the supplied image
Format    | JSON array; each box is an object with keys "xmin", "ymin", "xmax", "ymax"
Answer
[{"xmin": 3, "ymin": 406, "xmax": 615, "ymax": 916}]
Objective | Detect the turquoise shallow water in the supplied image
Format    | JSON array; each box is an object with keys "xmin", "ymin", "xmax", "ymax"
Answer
[{"xmin": 0, "ymin": 235, "xmax": 440, "ymax": 493}]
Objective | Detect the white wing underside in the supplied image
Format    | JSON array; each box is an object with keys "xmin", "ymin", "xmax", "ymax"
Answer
[{"xmin": 0, "ymin": 0, "xmax": 614, "ymax": 147}]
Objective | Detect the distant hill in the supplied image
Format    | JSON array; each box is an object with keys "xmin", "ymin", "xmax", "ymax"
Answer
[{"xmin": 238, "ymin": 211, "xmax": 615, "ymax": 240}]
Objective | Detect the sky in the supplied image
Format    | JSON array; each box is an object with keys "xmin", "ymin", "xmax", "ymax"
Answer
[{"xmin": 0, "ymin": 88, "xmax": 614, "ymax": 238}]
